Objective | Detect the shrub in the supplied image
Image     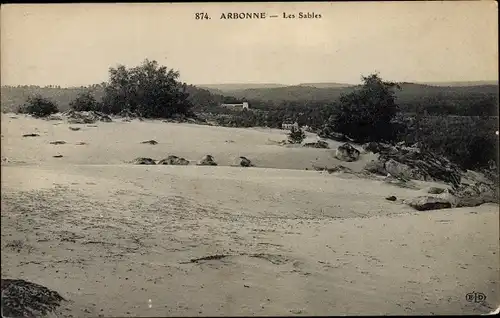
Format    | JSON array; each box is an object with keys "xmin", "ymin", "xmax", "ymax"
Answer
[
  {"xmin": 101, "ymin": 59, "xmax": 193, "ymax": 118},
  {"xmin": 70, "ymin": 91, "xmax": 100, "ymax": 112},
  {"xmin": 288, "ymin": 126, "xmax": 306, "ymax": 144},
  {"xmin": 327, "ymin": 73, "xmax": 400, "ymax": 143},
  {"xmin": 18, "ymin": 95, "xmax": 58, "ymax": 117}
]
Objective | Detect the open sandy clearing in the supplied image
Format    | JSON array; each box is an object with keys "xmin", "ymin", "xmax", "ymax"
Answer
[{"xmin": 1, "ymin": 115, "xmax": 499, "ymax": 316}]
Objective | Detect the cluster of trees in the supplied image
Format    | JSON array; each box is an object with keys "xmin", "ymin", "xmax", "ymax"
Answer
[{"xmin": 19, "ymin": 59, "xmax": 194, "ymax": 118}]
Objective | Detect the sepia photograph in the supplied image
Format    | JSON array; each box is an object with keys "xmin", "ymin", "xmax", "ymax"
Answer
[{"xmin": 1, "ymin": 1, "xmax": 499, "ymax": 317}]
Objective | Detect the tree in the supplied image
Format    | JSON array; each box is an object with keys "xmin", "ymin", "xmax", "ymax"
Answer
[
  {"xmin": 18, "ymin": 95, "xmax": 58, "ymax": 117},
  {"xmin": 327, "ymin": 73, "xmax": 401, "ymax": 143},
  {"xmin": 70, "ymin": 91, "xmax": 100, "ymax": 112},
  {"xmin": 101, "ymin": 59, "xmax": 193, "ymax": 118},
  {"xmin": 288, "ymin": 125, "xmax": 306, "ymax": 144}
]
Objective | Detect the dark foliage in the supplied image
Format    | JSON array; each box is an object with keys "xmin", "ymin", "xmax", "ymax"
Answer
[
  {"xmin": 326, "ymin": 74, "xmax": 401, "ymax": 143},
  {"xmin": 288, "ymin": 126, "xmax": 306, "ymax": 144},
  {"xmin": 69, "ymin": 91, "xmax": 101, "ymax": 111},
  {"xmin": 18, "ymin": 95, "xmax": 58, "ymax": 117},
  {"xmin": 101, "ymin": 59, "xmax": 193, "ymax": 118}
]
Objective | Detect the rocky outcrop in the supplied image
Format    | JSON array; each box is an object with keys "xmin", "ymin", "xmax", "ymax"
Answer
[
  {"xmin": 405, "ymin": 196, "xmax": 452, "ymax": 211},
  {"xmin": 236, "ymin": 156, "xmax": 253, "ymax": 167},
  {"xmin": 197, "ymin": 155, "xmax": 217, "ymax": 166},
  {"xmin": 157, "ymin": 155, "xmax": 189, "ymax": 165},
  {"xmin": 303, "ymin": 140, "xmax": 329, "ymax": 149},
  {"xmin": 1, "ymin": 278, "xmax": 66, "ymax": 318},
  {"xmin": 361, "ymin": 143, "xmax": 463, "ymax": 188},
  {"xmin": 385, "ymin": 159, "xmax": 428, "ymax": 181},
  {"xmin": 363, "ymin": 159, "xmax": 387, "ymax": 175},
  {"xmin": 62, "ymin": 110, "xmax": 112, "ymax": 124},
  {"xmin": 334, "ymin": 143, "xmax": 360, "ymax": 162},
  {"xmin": 131, "ymin": 157, "xmax": 156, "ymax": 165}
]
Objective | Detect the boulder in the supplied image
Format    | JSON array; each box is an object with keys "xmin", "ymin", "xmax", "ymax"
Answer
[
  {"xmin": 303, "ymin": 140, "xmax": 329, "ymax": 149},
  {"xmin": 362, "ymin": 142, "xmax": 394, "ymax": 154},
  {"xmin": 1, "ymin": 279, "xmax": 66, "ymax": 318},
  {"xmin": 68, "ymin": 127, "xmax": 81, "ymax": 131},
  {"xmin": 386, "ymin": 196, "xmax": 397, "ymax": 201},
  {"xmin": 49, "ymin": 141, "xmax": 66, "ymax": 145},
  {"xmin": 236, "ymin": 156, "xmax": 253, "ymax": 167},
  {"xmin": 384, "ymin": 159, "xmax": 428, "ymax": 181},
  {"xmin": 405, "ymin": 196, "xmax": 452, "ymax": 211},
  {"xmin": 427, "ymin": 187, "xmax": 446, "ymax": 194},
  {"xmin": 46, "ymin": 114, "xmax": 63, "ymax": 121},
  {"xmin": 131, "ymin": 157, "xmax": 156, "ymax": 165},
  {"xmin": 22, "ymin": 133, "xmax": 40, "ymax": 137},
  {"xmin": 334, "ymin": 143, "xmax": 360, "ymax": 162},
  {"xmin": 141, "ymin": 140, "xmax": 158, "ymax": 145},
  {"xmin": 64, "ymin": 110, "xmax": 112, "ymax": 124},
  {"xmin": 363, "ymin": 159, "xmax": 387, "ymax": 175},
  {"xmin": 157, "ymin": 155, "xmax": 189, "ymax": 165},
  {"xmin": 197, "ymin": 155, "xmax": 217, "ymax": 166}
]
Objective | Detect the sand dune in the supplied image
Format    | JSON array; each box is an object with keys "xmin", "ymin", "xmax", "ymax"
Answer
[{"xmin": 1, "ymin": 114, "xmax": 499, "ymax": 316}]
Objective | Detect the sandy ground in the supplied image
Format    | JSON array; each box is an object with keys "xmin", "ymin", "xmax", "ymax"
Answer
[{"xmin": 1, "ymin": 114, "xmax": 499, "ymax": 316}]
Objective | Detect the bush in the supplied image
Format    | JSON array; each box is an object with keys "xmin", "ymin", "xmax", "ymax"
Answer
[
  {"xmin": 327, "ymin": 73, "xmax": 400, "ymax": 143},
  {"xmin": 70, "ymin": 91, "xmax": 100, "ymax": 112},
  {"xmin": 399, "ymin": 115, "xmax": 499, "ymax": 170},
  {"xmin": 101, "ymin": 59, "xmax": 193, "ymax": 118},
  {"xmin": 18, "ymin": 95, "xmax": 58, "ymax": 117},
  {"xmin": 288, "ymin": 126, "xmax": 306, "ymax": 144}
]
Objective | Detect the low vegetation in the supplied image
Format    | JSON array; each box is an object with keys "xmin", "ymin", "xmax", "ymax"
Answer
[{"xmin": 17, "ymin": 95, "xmax": 59, "ymax": 118}]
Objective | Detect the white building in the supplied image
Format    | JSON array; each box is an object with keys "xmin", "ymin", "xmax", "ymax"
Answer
[
  {"xmin": 221, "ymin": 102, "xmax": 249, "ymax": 110},
  {"xmin": 282, "ymin": 121, "xmax": 299, "ymax": 130}
]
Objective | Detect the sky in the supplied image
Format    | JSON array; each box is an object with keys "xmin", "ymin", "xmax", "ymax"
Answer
[{"xmin": 1, "ymin": 1, "xmax": 498, "ymax": 87}]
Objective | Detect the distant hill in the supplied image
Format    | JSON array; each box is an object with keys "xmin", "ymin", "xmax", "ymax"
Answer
[
  {"xmin": 297, "ymin": 83, "xmax": 355, "ymax": 89},
  {"xmin": 197, "ymin": 83, "xmax": 288, "ymax": 93},
  {"xmin": 219, "ymin": 82, "xmax": 498, "ymax": 104},
  {"xmin": 0, "ymin": 86, "xmax": 105, "ymax": 113},
  {"xmin": 417, "ymin": 80, "xmax": 498, "ymax": 87}
]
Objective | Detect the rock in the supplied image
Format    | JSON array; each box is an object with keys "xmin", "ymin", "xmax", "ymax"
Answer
[
  {"xmin": 53, "ymin": 155, "xmax": 63, "ymax": 158},
  {"xmin": 386, "ymin": 196, "xmax": 397, "ymax": 201},
  {"xmin": 68, "ymin": 127, "xmax": 81, "ymax": 131},
  {"xmin": 383, "ymin": 175, "xmax": 420, "ymax": 190},
  {"xmin": 427, "ymin": 187, "xmax": 446, "ymax": 194},
  {"xmin": 362, "ymin": 142, "xmax": 394, "ymax": 154},
  {"xmin": 131, "ymin": 157, "xmax": 156, "ymax": 165},
  {"xmin": 63, "ymin": 110, "xmax": 112, "ymax": 124},
  {"xmin": 76, "ymin": 142, "xmax": 87, "ymax": 145},
  {"xmin": 363, "ymin": 159, "xmax": 387, "ymax": 175},
  {"xmin": 1, "ymin": 278, "xmax": 66, "ymax": 318},
  {"xmin": 384, "ymin": 159, "xmax": 427, "ymax": 181},
  {"xmin": 326, "ymin": 165, "xmax": 353, "ymax": 174},
  {"xmin": 379, "ymin": 149, "xmax": 462, "ymax": 187},
  {"xmin": 335, "ymin": 143, "xmax": 360, "ymax": 162},
  {"xmin": 157, "ymin": 155, "xmax": 189, "ymax": 165},
  {"xmin": 140, "ymin": 140, "xmax": 158, "ymax": 145},
  {"xmin": 22, "ymin": 133, "xmax": 40, "ymax": 137},
  {"xmin": 46, "ymin": 114, "xmax": 63, "ymax": 121},
  {"xmin": 49, "ymin": 141, "xmax": 66, "ymax": 145},
  {"xmin": 237, "ymin": 156, "xmax": 253, "ymax": 167},
  {"xmin": 405, "ymin": 196, "xmax": 452, "ymax": 211},
  {"xmin": 303, "ymin": 140, "xmax": 329, "ymax": 149},
  {"xmin": 197, "ymin": 155, "xmax": 217, "ymax": 166},
  {"xmin": 451, "ymin": 182, "xmax": 499, "ymax": 207}
]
